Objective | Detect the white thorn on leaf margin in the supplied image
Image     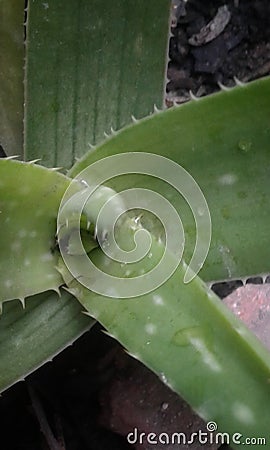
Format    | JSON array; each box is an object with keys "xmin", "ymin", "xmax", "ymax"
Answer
[
  {"xmin": 50, "ymin": 167, "xmax": 63, "ymax": 171},
  {"xmin": 19, "ymin": 298, "xmax": 26, "ymax": 309},
  {"xmin": 189, "ymin": 90, "xmax": 199, "ymax": 101},
  {"xmin": 82, "ymin": 310, "xmax": 95, "ymax": 318},
  {"xmin": 153, "ymin": 104, "xmax": 161, "ymax": 113},
  {"xmin": 233, "ymin": 76, "xmax": 246, "ymax": 87},
  {"xmin": 28, "ymin": 158, "xmax": 41, "ymax": 164},
  {"xmin": 217, "ymin": 81, "xmax": 233, "ymax": 91},
  {"xmin": 101, "ymin": 329, "xmax": 117, "ymax": 339},
  {"xmin": 52, "ymin": 287, "xmax": 61, "ymax": 297},
  {"xmin": 5, "ymin": 155, "xmax": 19, "ymax": 160}
]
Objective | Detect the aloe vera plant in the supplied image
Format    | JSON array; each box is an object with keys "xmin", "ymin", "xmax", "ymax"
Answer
[{"xmin": 1, "ymin": 1, "xmax": 270, "ymax": 447}]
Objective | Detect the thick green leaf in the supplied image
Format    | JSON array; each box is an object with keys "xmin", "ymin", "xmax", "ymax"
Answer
[
  {"xmin": 0, "ymin": 290, "xmax": 93, "ymax": 393},
  {"xmin": 71, "ymin": 77, "xmax": 270, "ymax": 282},
  {"xmin": 0, "ymin": 159, "xmax": 70, "ymax": 304},
  {"xmin": 0, "ymin": 159, "xmax": 95, "ymax": 392},
  {"xmin": 0, "ymin": 0, "xmax": 24, "ymax": 157},
  {"xmin": 24, "ymin": 0, "xmax": 171, "ymax": 168},
  {"xmin": 0, "ymin": 0, "xmax": 171, "ymax": 393},
  {"xmin": 61, "ymin": 78, "xmax": 270, "ymax": 443},
  {"xmin": 59, "ymin": 246, "xmax": 270, "ymax": 445}
]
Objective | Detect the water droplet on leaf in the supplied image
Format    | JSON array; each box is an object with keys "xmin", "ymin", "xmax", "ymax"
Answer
[
  {"xmin": 238, "ymin": 139, "xmax": 252, "ymax": 153},
  {"xmin": 172, "ymin": 326, "xmax": 202, "ymax": 346}
]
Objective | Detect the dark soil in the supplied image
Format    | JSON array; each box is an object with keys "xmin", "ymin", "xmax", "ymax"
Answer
[
  {"xmin": 167, "ymin": 0, "xmax": 270, "ymax": 104},
  {"xmin": 1, "ymin": 1, "xmax": 270, "ymax": 449}
]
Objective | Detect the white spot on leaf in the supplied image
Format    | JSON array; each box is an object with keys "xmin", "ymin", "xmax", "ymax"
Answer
[
  {"xmin": 18, "ymin": 229, "xmax": 27, "ymax": 238},
  {"xmin": 145, "ymin": 323, "xmax": 157, "ymax": 335},
  {"xmin": 40, "ymin": 252, "xmax": 54, "ymax": 262},
  {"xmin": 11, "ymin": 241, "xmax": 21, "ymax": 251},
  {"xmin": 218, "ymin": 173, "xmax": 237, "ymax": 186},
  {"xmin": 189, "ymin": 337, "xmax": 222, "ymax": 372},
  {"xmin": 197, "ymin": 207, "xmax": 205, "ymax": 216},
  {"xmin": 152, "ymin": 294, "xmax": 164, "ymax": 306},
  {"xmin": 232, "ymin": 402, "xmax": 255, "ymax": 425},
  {"xmin": 20, "ymin": 186, "xmax": 31, "ymax": 195}
]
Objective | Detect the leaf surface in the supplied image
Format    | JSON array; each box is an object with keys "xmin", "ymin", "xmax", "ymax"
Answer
[
  {"xmin": 63, "ymin": 78, "xmax": 270, "ymax": 443},
  {"xmin": 71, "ymin": 77, "xmax": 270, "ymax": 282},
  {"xmin": 24, "ymin": 0, "xmax": 171, "ymax": 168},
  {"xmin": 0, "ymin": 159, "xmax": 69, "ymax": 304},
  {"xmin": 0, "ymin": 290, "xmax": 93, "ymax": 393},
  {"xmin": 0, "ymin": 0, "xmax": 24, "ymax": 157}
]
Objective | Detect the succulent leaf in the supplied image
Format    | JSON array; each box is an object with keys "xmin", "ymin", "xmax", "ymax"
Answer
[
  {"xmin": 0, "ymin": 0, "xmax": 24, "ymax": 157},
  {"xmin": 0, "ymin": 159, "xmax": 95, "ymax": 394},
  {"xmin": 0, "ymin": 0, "xmax": 172, "ymax": 394},
  {"xmin": 0, "ymin": 159, "xmax": 71, "ymax": 304},
  {"xmin": 58, "ymin": 236, "xmax": 270, "ymax": 444},
  {"xmin": 24, "ymin": 0, "xmax": 171, "ymax": 168},
  {"xmin": 70, "ymin": 77, "xmax": 270, "ymax": 282},
  {"xmin": 61, "ymin": 77, "xmax": 270, "ymax": 443},
  {"xmin": 0, "ymin": 290, "xmax": 93, "ymax": 393}
]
